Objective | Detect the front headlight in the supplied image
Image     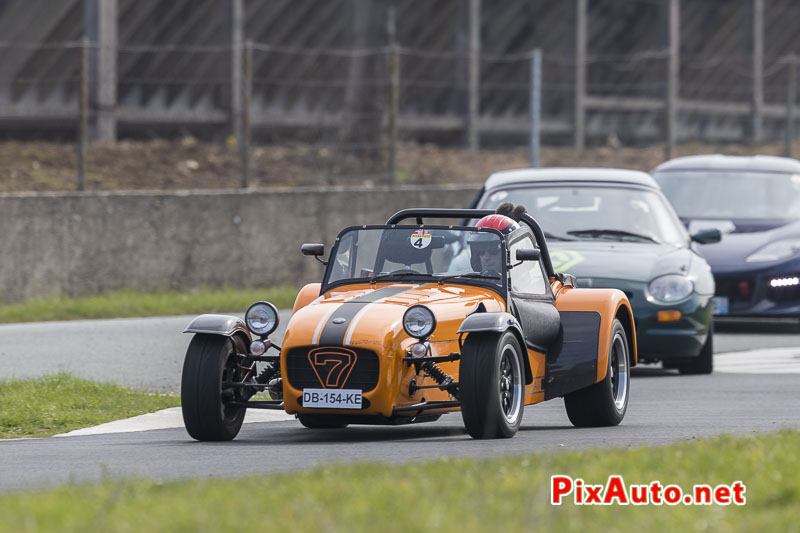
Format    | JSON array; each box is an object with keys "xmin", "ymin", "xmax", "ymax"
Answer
[
  {"xmin": 245, "ymin": 301, "xmax": 279, "ymax": 336},
  {"xmin": 746, "ymin": 239, "xmax": 800, "ymax": 263},
  {"xmin": 403, "ymin": 305, "xmax": 437, "ymax": 339},
  {"xmin": 647, "ymin": 274, "xmax": 694, "ymax": 303}
]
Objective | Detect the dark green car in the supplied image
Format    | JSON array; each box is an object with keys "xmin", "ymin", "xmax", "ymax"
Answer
[{"xmin": 472, "ymin": 168, "xmax": 720, "ymax": 374}]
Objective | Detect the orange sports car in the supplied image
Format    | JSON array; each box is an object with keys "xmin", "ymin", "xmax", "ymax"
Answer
[{"xmin": 181, "ymin": 207, "xmax": 636, "ymax": 440}]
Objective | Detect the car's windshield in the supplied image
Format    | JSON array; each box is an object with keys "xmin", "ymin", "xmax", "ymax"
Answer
[
  {"xmin": 326, "ymin": 226, "xmax": 505, "ymax": 290},
  {"xmin": 480, "ymin": 185, "xmax": 688, "ymax": 247},
  {"xmin": 653, "ymin": 170, "xmax": 800, "ymax": 220}
]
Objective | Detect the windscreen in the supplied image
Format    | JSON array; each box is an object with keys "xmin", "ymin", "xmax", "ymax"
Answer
[
  {"xmin": 653, "ymin": 170, "xmax": 800, "ymax": 220},
  {"xmin": 481, "ymin": 185, "xmax": 688, "ymax": 247},
  {"xmin": 326, "ymin": 226, "xmax": 504, "ymax": 290}
]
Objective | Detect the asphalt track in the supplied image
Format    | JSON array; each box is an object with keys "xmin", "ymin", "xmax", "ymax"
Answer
[
  {"xmin": 1, "ymin": 313, "xmax": 797, "ymax": 392},
  {"xmin": 0, "ymin": 315, "xmax": 799, "ymax": 493},
  {"xmin": 0, "ymin": 312, "xmax": 295, "ymax": 393}
]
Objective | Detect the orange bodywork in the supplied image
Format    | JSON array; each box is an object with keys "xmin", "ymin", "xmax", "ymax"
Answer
[
  {"xmin": 280, "ymin": 278, "xmax": 635, "ymax": 418},
  {"xmin": 282, "ymin": 282, "xmax": 503, "ymax": 417},
  {"xmin": 291, "ymin": 283, "xmax": 322, "ymax": 315}
]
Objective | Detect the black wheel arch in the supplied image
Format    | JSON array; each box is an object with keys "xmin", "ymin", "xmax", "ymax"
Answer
[{"xmin": 231, "ymin": 331, "xmax": 251, "ymax": 354}]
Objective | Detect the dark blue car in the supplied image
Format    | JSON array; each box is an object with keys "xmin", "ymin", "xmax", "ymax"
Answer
[
  {"xmin": 473, "ymin": 168, "xmax": 720, "ymax": 374},
  {"xmin": 653, "ymin": 155, "xmax": 800, "ymax": 321}
]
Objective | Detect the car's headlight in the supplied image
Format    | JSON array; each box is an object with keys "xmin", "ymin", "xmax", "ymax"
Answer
[
  {"xmin": 647, "ymin": 274, "xmax": 694, "ymax": 303},
  {"xmin": 745, "ymin": 239, "xmax": 800, "ymax": 263},
  {"xmin": 245, "ymin": 301, "xmax": 279, "ymax": 336},
  {"xmin": 403, "ymin": 305, "xmax": 437, "ymax": 339}
]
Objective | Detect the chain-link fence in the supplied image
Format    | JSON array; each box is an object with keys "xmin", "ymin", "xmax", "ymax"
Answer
[{"xmin": 2, "ymin": 0, "xmax": 800, "ymax": 189}]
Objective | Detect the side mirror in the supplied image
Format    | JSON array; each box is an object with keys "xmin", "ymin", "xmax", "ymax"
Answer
[
  {"xmin": 691, "ymin": 229, "xmax": 722, "ymax": 244},
  {"xmin": 301, "ymin": 243, "xmax": 327, "ymax": 265},
  {"xmin": 301, "ymin": 243, "xmax": 325, "ymax": 256},
  {"xmin": 515, "ymin": 248, "xmax": 541, "ymax": 261}
]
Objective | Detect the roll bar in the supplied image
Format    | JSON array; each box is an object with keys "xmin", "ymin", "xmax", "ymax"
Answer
[{"xmin": 386, "ymin": 208, "xmax": 555, "ymax": 278}]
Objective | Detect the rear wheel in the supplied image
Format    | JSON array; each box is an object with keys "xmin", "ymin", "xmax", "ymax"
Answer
[
  {"xmin": 564, "ymin": 319, "xmax": 629, "ymax": 427},
  {"xmin": 459, "ymin": 331, "xmax": 525, "ymax": 439},
  {"xmin": 297, "ymin": 414, "xmax": 349, "ymax": 429},
  {"xmin": 181, "ymin": 334, "xmax": 246, "ymax": 441}
]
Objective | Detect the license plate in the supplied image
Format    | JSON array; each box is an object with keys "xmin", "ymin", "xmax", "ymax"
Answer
[
  {"xmin": 302, "ymin": 388, "xmax": 363, "ymax": 409},
  {"xmin": 711, "ymin": 296, "xmax": 729, "ymax": 315}
]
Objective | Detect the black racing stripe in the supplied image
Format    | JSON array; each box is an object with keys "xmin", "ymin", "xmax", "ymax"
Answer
[
  {"xmin": 347, "ymin": 285, "xmax": 415, "ymax": 303},
  {"xmin": 317, "ymin": 302, "xmax": 367, "ymax": 345},
  {"xmin": 317, "ymin": 285, "xmax": 417, "ymax": 345}
]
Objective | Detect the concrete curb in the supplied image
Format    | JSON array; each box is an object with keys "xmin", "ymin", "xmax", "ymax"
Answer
[{"xmin": 54, "ymin": 407, "xmax": 295, "ymax": 437}]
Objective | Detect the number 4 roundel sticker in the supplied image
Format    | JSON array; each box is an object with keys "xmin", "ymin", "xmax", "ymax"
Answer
[{"xmin": 410, "ymin": 229, "xmax": 432, "ymax": 249}]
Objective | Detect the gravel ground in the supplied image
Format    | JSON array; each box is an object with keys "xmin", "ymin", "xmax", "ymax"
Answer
[{"xmin": 3, "ymin": 138, "xmax": 799, "ymax": 192}]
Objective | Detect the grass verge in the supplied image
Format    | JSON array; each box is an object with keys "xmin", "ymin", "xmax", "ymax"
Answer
[
  {"xmin": 0, "ymin": 286, "xmax": 299, "ymax": 323},
  {"xmin": 0, "ymin": 430, "xmax": 797, "ymax": 531},
  {"xmin": 0, "ymin": 374, "xmax": 179, "ymax": 439}
]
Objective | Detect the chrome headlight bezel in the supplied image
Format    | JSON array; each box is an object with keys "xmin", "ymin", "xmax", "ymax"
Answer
[
  {"xmin": 245, "ymin": 301, "xmax": 279, "ymax": 336},
  {"xmin": 647, "ymin": 274, "xmax": 694, "ymax": 303},
  {"xmin": 745, "ymin": 238, "xmax": 800, "ymax": 263},
  {"xmin": 403, "ymin": 305, "xmax": 437, "ymax": 339}
]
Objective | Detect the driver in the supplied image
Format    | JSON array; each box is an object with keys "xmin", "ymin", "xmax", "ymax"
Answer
[{"xmin": 474, "ymin": 241, "xmax": 503, "ymax": 272}]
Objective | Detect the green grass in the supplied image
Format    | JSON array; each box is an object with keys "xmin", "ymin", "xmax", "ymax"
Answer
[
  {"xmin": 0, "ymin": 374, "xmax": 179, "ymax": 439},
  {"xmin": 0, "ymin": 286, "xmax": 299, "ymax": 323},
  {"xmin": 0, "ymin": 430, "xmax": 797, "ymax": 532}
]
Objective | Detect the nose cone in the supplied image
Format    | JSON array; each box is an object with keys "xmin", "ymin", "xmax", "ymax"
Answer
[{"xmin": 283, "ymin": 282, "xmax": 506, "ymax": 349}]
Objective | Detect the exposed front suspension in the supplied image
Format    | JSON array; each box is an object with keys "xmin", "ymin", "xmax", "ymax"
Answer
[{"xmin": 405, "ymin": 352, "xmax": 461, "ymax": 400}]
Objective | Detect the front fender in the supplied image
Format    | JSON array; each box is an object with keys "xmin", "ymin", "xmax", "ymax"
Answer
[
  {"xmin": 457, "ymin": 311, "xmax": 520, "ymax": 334},
  {"xmin": 457, "ymin": 312, "xmax": 532, "ymax": 383},
  {"xmin": 183, "ymin": 314, "xmax": 252, "ymax": 344}
]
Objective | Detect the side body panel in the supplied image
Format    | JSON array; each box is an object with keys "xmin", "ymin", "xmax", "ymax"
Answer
[
  {"xmin": 550, "ymin": 287, "xmax": 637, "ymax": 395},
  {"xmin": 544, "ymin": 310, "xmax": 601, "ymax": 400},
  {"xmin": 524, "ymin": 347, "xmax": 547, "ymax": 406}
]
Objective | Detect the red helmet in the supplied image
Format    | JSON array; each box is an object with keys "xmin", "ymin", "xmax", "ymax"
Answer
[
  {"xmin": 475, "ymin": 214, "xmax": 519, "ymax": 234},
  {"xmin": 467, "ymin": 214, "xmax": 519, "ymax": 271}
]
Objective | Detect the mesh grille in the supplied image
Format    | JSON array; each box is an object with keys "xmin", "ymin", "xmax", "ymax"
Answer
[
  {"xmin": 285, "ymin": 346, "xmax": 380, "ymax": 392},
  {"xmin": 714, "ymin": 275, "xmax": 757, "ymax": 307}
]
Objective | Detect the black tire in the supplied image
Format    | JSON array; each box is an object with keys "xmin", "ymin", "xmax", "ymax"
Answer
[
  {"xmin": 459, "ymin": 331, "xmax": 525, "ymax": 439},
  {"xmin": 181, "ymin": 334, "xmax": 246, "ymax": 441},
  {"xmin": 564, "ymin": 318, "xmax": 629, "ymax": 427},
  {"xmin": 678, "ymin": 323, "xmax": 714, "ymax": 375},
  {"xmin": 297, "ymin": 414, "xmax": 349, "ymax": 429}
]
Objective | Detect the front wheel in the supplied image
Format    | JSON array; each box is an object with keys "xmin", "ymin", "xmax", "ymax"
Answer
[
  {"xmin": 459, "ymin": 331, "xmax": 525, "ymax": 439},
  {"xmin": 181, "ymin": 334, "xmax": 246, "ymax": 441},
  {"xmin": 564, "ymin": 318, "xmax": 630, "ymax": 427}
]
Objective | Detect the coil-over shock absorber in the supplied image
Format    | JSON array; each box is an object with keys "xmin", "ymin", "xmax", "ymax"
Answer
[
  {"xmin": 409, "ymin": 359, "xmax": 459, "ymax": 400},
  {"xmin": 242, "ymin": 363, "xmax": 282, "ymax": 401},
  {"xmin": 421, "ymin": 360, "xmax": 453, "ymax": 388}
]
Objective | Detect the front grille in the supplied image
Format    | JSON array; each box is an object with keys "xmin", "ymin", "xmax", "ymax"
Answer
[
  {"xmin": 285, "ymin": 346, "xmax": 380, "ymax": 392},
  {"xmin": 714, "ymin": 275, "xmax": 757, "ymax": 307}
]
